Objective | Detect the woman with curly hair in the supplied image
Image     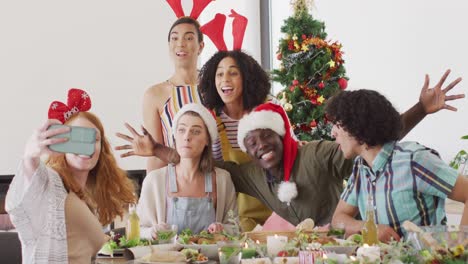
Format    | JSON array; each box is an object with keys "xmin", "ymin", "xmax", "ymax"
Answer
[
  {"xmin": 198, "ymin": 50, "xmax": 274, "ymax": 231},
  {"xmin": 6, "ymin": 89, "xmax": 136, "ymax": 263},
  {"xmin": 328, "ymin": 89, "xmax": 468, "ymax": 242}
]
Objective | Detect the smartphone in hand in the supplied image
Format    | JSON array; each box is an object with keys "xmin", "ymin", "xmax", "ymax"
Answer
[{"xmin": 47, "ymin": 124, "xmax": 97, "ymax": 156}]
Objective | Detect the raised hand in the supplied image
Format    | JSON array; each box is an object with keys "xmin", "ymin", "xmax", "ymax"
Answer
[
  {"xmin": 419, "ymin": 69, "xmax": 464, "ymax": 114},
  {"xmin": 24, "ymin": 119, "xmax": 69, "ymax": 160},
  {"xmin": 22, "ymin": 119, "xmax": 69, "ymax": 180},
  {"xmin": 115, "ymin": 123, "xmax": 157, "ymax": 158}
]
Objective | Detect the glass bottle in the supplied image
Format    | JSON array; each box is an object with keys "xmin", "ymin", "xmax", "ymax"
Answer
[
  {"xmin": 361, "ymin": 196, "xmax": 378, "ymax": 245},
  {"xmin": 126, "ymin": 203, "xmax": 140, "ymax": 241}
]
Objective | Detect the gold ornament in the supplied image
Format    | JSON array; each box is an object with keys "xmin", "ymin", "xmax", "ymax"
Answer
[
  {"xmin": 280, "ymin": 92, "xmax": 288, "ymax": 105},
  {"xmin": 294, "ymin": 41, "xmax": 300, "ymax": 50},
  {"xmin": 292, "ymin": 34, "xmax": 298, "ymax": 41},
  {"xmin": 284, "ymin": 103, "xmax": 293, "ymax": 112},
  {"xmin": 328, "ymin": 60, "xmax": 336, "ymax": 68},
  {"xmin": 317, "ymin": 95, "xmax": 325, "ymax": 104}
]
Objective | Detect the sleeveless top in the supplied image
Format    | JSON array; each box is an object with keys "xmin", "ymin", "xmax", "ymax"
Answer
[{"xmin": 160, "ymin": 84, "xmax": 201, "ymax": 147}]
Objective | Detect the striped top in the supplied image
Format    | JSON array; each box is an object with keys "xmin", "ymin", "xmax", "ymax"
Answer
[
  {"xmin": 212, "ymin": 95, "xmax": 279, "ymax": 161},
  {"xmin": 341, "ymin": 141, "xmax": 458, "ymax": 237},
  {"xmin": 160, "ymin": 84, "xmax": 201, "ymax": 147},
  {"xmin": 212, "ymin": 111, "xmax": 241, "ymax": 161}
]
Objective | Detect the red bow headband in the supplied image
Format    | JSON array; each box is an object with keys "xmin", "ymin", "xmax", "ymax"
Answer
[
  {"xmin": 200, "ymin": 9, "xmax": 248, "ymax": 51},
  {"xmin": 48, "ymin": 88, "xmax": 91, "ymax": 123}
]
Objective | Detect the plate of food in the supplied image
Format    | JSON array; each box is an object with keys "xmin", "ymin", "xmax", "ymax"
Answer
[
  {"xmin": 99, "ymin": 232, "xmax": 158, "ymax": 256},
  {"xmin": 135, "ymin": 250, "xmax": 188, "ymax": 264},
  {"xmin": 177, "ymin": 229, "xmax": 235, "ymax": 260},
  {"xmin": 181, "ymin": 248, "xmax": 209, "ymax": 263},
  {"xmin": 308, "ymin": 236, "xmax": 358, "ymax": 256}
]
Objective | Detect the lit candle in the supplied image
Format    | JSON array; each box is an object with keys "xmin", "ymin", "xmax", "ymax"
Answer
[
  {"xmin": 266, "ymin": 234, "xmax": 288, "ymax": 257},
  {"xmin": 241, "ymin": 243, "xmax": 257, "ymax": 259},
  {"xmin": 356, "ymin": 244, "xmax": 380, "ymax": 263}
]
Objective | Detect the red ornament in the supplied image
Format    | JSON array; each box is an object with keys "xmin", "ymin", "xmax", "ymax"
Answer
[
  {"xmin": 301, "ymin": 34, "xmax": 307, "ymax": 40},
  {"xmin": 318, "ymin": 82, "xmax": 325, "ymax": 89},
  {"xmin": 300, "ymin": 124, "xmax": 311, "ymax": 132},
  {"xmin": 310, "ymin": 95, "xmax": 318, "ymax": 105},
  {"xmin": 277, "ymin": 53, "xmax": 282, "ymax": 60},
  {"xmin": 292, "ymin": 79, "xmax": 299, "ymax": 86},
  {"xmin": 288, "ymin": 40, "xmax": 295, "ymax": 51},
  {"xmin": 310, "ymin": 120, "xmax": 317, "ymax": 127},
  {"xmin": 338, "ymin": 78, "xmax": 348, "ymax": 90},
  {"xmin": 289, "ymin": 85, "xmax": 295, "ymax": 92}
]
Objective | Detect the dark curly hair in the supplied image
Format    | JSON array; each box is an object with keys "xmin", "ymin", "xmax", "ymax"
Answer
[
  {"xmin": 167, "ymin": 17, "xmax": 203, "ymax": 43},
  {"xmin": 325, "ymin": 89, "xmax": 402, "ymax": 147},
  {"xmin": 198, "ymin": 50, "xmax": 271, "ymax": 113}
]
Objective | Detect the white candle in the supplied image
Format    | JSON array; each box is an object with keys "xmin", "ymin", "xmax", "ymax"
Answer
[
  {"xmin": 357, "ymin": 244, "xmax": 381, "ymax": 263},
  {"xmin": 266, "ymin": 235, "xmax": 288, "ymax": 257}
]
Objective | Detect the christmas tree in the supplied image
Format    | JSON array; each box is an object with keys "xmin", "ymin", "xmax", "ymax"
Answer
[{"xmin": 272, "ymin": 0, "xmax": 348, "ymax": 141}]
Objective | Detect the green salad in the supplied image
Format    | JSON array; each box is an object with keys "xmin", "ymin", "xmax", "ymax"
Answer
[
  {"xmin": 156, "ymin": 230, "xmax": 176, "ymax": 241},
  {"xmin": 100, "ymin": 233, "xmax": 157, "ymax": 255}
]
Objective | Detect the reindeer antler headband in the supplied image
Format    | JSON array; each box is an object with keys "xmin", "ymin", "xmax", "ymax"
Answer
[
  {"xmin": 200, "ymin": 9, "xmax": 248, "ymax": 51},
  {"xmin": 165, "ymin": 0, "xmax": 248, "ymax": 51},
  {"xmin": 166, "ymin": 0, "xmax": 214, "ymax": 20}
]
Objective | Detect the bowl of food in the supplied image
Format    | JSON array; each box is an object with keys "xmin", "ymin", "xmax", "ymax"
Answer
[
  {"xmin": 406, "ymin": 225, "xmax": 468, "ymax": 251},
  {"xmin": 177, "ymin": 230, "xmax": 231, "ymax": 260}
]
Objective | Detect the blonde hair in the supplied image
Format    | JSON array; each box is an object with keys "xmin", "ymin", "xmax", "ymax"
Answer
[
  {"xmin": 175, "ymin": 111, "xmax": 214, "ymax": 174},
  {"xmin": 47, "ymin": 112, "xmax": 136, "ymax": 225}
]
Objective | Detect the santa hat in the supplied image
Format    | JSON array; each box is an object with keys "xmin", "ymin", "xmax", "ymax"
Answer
[
  {"xmin": 172, "ymin": 103, "xmax": 218, "ymax": 143},
  {"xmin": 237, "ymin": 103, "xmax": 299, "ymax": 205}
]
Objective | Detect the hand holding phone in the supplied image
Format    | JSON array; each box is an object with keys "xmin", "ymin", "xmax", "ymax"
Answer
[{"xmin": 47, "ymin": 124, "xmax": 97, "ymax": 156}]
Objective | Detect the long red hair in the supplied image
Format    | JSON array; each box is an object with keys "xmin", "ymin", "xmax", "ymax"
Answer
[{"xmin": 47, "ymin": 112, "xmax": 136, "ymax": 225}]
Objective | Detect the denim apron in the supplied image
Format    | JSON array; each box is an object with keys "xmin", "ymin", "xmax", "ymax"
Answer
[{"xmin": 166, "ymin": 165, "xmax": 216, "ymax": 234}]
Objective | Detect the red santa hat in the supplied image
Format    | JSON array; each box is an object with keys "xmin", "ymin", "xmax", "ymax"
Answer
[{"xmin": 237, "ymin": 103, "xmax": 299, "ymax": 205}]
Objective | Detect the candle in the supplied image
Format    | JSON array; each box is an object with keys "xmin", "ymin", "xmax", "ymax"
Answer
[
  {"xmin": 241, "ymin": 243, "xmax": 257, "ymax": 259},
  {"xmin": 266, "ymin": 235, "xmax": 288, "ymax": 257},
  {"xmin": 356, "ymin": 244, "xmax": 380, "ymax": 263}
]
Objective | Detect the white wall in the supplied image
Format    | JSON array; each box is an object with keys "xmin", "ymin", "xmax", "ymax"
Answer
[
  {"xmin": 271, "ymin": 0, "xmax": 468, "ymax": 164},
  {"xmin": 2, "ymin": 0, "xmax": 466, "ymax": 174},
  {"xmin": 0, "ymin": 0, "xmax": 260, "ymax": 175}
]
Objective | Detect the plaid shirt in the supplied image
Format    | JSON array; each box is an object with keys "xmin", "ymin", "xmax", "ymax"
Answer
[{"xmin": 341, "ymin": 141, "xmax": 458, "ymax": 237}]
